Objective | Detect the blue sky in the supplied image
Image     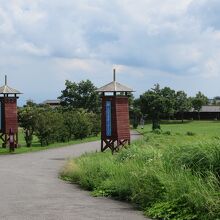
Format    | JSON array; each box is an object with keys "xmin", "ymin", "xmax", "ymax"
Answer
[{"xmin": 1, "ymin": 0, "xmax": 220, "ymax": 105}]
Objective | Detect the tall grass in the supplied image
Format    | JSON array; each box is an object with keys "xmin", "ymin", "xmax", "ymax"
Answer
[{"xmin": 60, "ymin": 121, "xmax": 220, "ymax": 219}]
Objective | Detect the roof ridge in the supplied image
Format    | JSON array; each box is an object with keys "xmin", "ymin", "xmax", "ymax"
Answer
[
  {"xmin": 97, "ymin": 81, "xmax": 133, "ymax": 92},
  {"xmin": 0, "ymin": 84, "xmax": 21, "ymax": 94}
]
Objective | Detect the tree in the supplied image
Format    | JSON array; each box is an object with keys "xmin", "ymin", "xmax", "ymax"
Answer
[
  {"xmin": 160, "ymin": 87, "xmax": 176, "ymax": 120},
  {"xmin": 71, "ymin": 110, "xmax": 92, "ymax": 139},
  {"xmin": 89, "ymin": 112, "xmax": 101, "ymax": 136},
  {"xmin": 191, "ymin": 92, "xmax": 208, "ymax": 120},
  {"xmin": 175, "ymin": 91, "xmax": 192, "ymax": 123},
  {"xmin": 24, "ymin": 99, "xmax": 38, "ymax": 107},
  {"xmin": 139, "ymin": 84, "xmax": 165, "ymax": 130},
  {"xmin": 130, "ymin": 98, "xmax": 142, "ymax": 129},
  {"xmin": 18, "ymin": 103, "xmax": 38, "ymax": 147},
  {"xmin": 35, "ymin": 109, "xmax": 65, "ymax": 146},
  {"xmin": 59, "ymin": 80, "xmax": 100, "ymax": 113},
  {"xmin": 62, "ymin": 110, "xmax": 77, "ymax": 141}
]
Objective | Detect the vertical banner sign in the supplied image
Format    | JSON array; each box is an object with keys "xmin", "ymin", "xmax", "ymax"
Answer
[{"xmin": 106, "ymin": 101, "xmax": 112, "ymax": 137}]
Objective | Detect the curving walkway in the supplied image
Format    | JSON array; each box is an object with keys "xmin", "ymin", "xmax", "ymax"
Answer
[{"xmin": 0, "ymin": 131, "xmax": 148, "ymax": 220}]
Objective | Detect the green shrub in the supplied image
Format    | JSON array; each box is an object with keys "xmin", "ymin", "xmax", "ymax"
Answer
[
  {"xmin": 146, "ymin": 199, "xmax": 199, "ymax": 220},
  {"xmin": 72, "ymin": 111, "xmax": 92, "ymax": 139},
  {"xmin": 186, "ymin": 131, "xmax": 196, "ymax": 136},
  {"xmin": 131, "ymin": 170, "xmax": 166, "ymax": 208},
  {"xmin": 89, "ymin": 113, "xmax": 101, "ymax": 136},
  {"xmin": 35, "ymin": 110, "xmax": 63, "ymax": 146},
  {"xmin": 63, "ymin": 109, "xmax": 94, "ymax": 140}
]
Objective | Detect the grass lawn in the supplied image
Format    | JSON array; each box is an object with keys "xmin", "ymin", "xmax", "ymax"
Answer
[
  {"xmin": 0, "ymin": 128, "xmax": 100, "ymax": 155},
  {"xmin": 137, "ymin": 120, "xmax": 220, "ymax": 148},
  {"xmin": 60, "ymin": 120, "xmax": 220, "ymax": 220},
  {"xmin": 138, "ymin": 120, "xmax": 220, "ymax": 136}
]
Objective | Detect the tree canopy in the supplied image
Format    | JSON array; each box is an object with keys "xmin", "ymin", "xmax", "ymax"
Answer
[
  {"xmin": 138, "ymin": 84, "xmax": 195, "ymax": 129},
  {"xmin": 59, "ymin": 80, "xmax": 100, "ymax": 113},
  {"xmin": 139, "ymin": 84, "xmax": 165, "ymax": 130},
  {"xmin": 175, "ymin": 91, "xmax": 191, "ymax": 122},
  {"xmin": 191, "ymin": 91, "xmax": 208, "ymax": 120}
]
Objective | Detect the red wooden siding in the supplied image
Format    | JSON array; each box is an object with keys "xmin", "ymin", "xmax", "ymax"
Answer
[
  {"xmin": 101, "ymin": 96, "xmax": 130, "ymax": 140},
  {"xmin": 115, "ymin": 97, "xmax": 130, "ymax": 139},
  {"xmin": 3, "ymin": 98, "xmax": 18, "ymax": 134}
]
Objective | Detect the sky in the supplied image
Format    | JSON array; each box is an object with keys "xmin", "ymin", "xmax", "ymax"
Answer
[{"xmin": 1, "ymin": 0, "xmax": 220, "ymax": 105}]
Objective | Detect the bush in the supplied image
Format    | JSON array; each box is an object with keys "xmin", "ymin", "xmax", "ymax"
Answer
[
  {"xmin": 35, "ymin": 111, "xmax": 50, "ymax": 146},
  {"xmin": 131, "ymin": 171, "xmax": 165, "ymax": 208},
  {"xmin": 186, "ymin": 131, "xmax": 196, "ymax": 136},
  {"xmin": 89, "ymin": 113, "xmax": 101, "ymax": 136},
  {"xmin": 146, "ymin": 199, "xmax": 199, "ymax": 220},
  {"xmin": 24, "ymin": 107, "xmax": 99, "ymax": 146},
  {"xmin": 72, "ymin": 110, "xmax": 92, "ymax": 139}
]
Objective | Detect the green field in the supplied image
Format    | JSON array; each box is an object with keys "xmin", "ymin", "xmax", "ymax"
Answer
[
  {"xmin": 139, "ymin": 120, "xmax": 220, "ymax": 135},
  {"xmin": 0, "ymin": 129, "xmax": 99, "ymax": 155},
  {"xmin": 61, "ymin": 121, "xmax": 220, "ymax": 220},
  {"xmin": 137, "ymin": 120, "xmax": 220, "ymax": 148}
]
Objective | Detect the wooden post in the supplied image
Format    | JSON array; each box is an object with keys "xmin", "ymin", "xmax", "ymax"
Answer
[{"xmin": 16, "ymin": 132, "xmax": 18, "ymax": 148}]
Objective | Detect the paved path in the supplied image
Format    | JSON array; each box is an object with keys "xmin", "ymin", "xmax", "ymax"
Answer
[{"xmin": 0, "ymin": 132, "xmax": 148, "ymax": 220}]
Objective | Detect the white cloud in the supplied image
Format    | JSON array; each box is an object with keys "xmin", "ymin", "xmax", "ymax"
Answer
[{"xmin": 0, "ymin": 0, "xmax": 220, "ymax": 104}]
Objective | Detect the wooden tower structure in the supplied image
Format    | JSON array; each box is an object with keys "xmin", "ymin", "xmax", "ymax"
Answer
[
  {"xmin": 97, "ymin": 69, "xmax": 133, "ymax": 153},
  {"xmin": 0, "ymin": 76, "xmax": 21, "ymax": 148}
]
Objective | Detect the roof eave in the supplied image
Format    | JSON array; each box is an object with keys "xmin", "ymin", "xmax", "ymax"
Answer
[{"xmin": 97, "ymin": 81, "xmax": 134, "ymax": 93}]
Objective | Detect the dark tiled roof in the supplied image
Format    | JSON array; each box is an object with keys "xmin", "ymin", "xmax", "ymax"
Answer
[{"xmin": 43, "ymin": 100, "xmax": 61, "ymax": 105}]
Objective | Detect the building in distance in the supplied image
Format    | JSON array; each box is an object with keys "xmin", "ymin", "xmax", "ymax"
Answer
[{"xmin": 42, "ymin": 99, "xmax": 61, "ymax": 108}]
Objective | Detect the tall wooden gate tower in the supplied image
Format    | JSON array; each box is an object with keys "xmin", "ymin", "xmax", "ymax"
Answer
[
  {"xmin": 97, "ymin": 69, "xmax": 134, "ymax": 153},
  {"xmin": 0, "ymin": 76, "xmax": 21, "ymax": 148}
]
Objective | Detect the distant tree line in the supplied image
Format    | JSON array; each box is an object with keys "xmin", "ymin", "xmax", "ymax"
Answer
[
  {"xmin": 130, "ymin": 84, "xmax": 208, "ymax": 130},
  {"xmin": 19, "ymin": 78, "xmax": 210, "ymax": 147},
  {"xmin": 19, "ymin": 80, "xmax": 101, "ymax": 147}
]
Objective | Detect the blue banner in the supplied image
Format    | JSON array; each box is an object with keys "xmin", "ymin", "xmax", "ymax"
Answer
[{"xmin": 106, "ymin": 101, "xmax": 112, "ymax": 137}]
